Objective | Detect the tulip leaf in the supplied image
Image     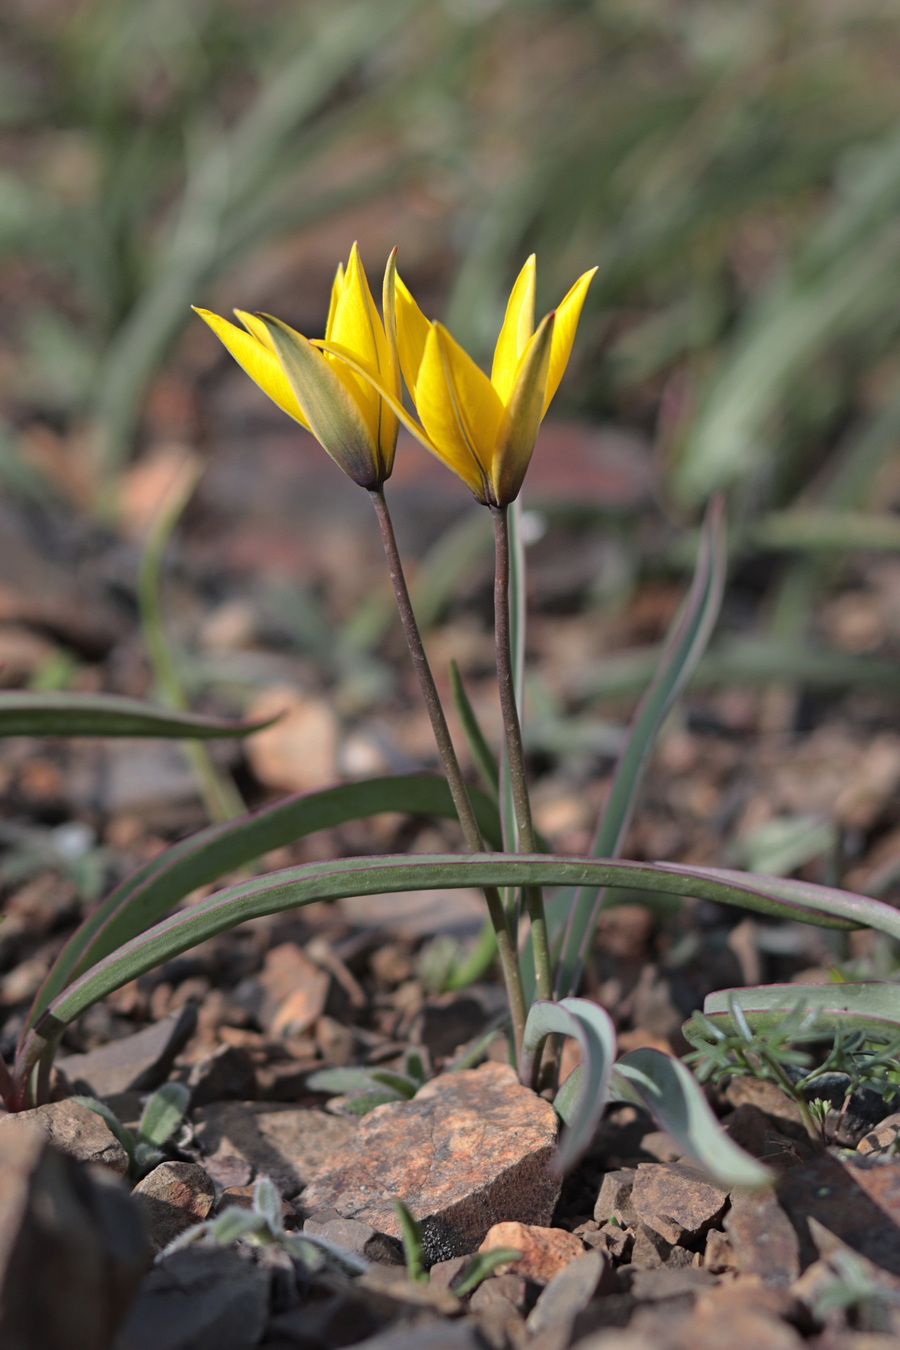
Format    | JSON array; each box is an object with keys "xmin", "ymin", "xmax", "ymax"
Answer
[
  {"xmin": 693, "ymin": 981, "xmax": 900, "ymax": 1043},
  {"xmin": 523, "ymin": 997, "xmax": 615, "ymax": 1171},
  {"xmin": 555, "ymin": 497, "xmax": 726, "ymax": 996},
  {"xmin": 609, "ymin": 1048, "xmax": 771, "ymax": 1189},
  {"xmin": 27, "ymin": 774, "xmax": 504, "ymax": 1028},
  {"xmin": 19, "ymin": 851, "xmax": 898, "ymax": 1090},
  {"xmin": 0, "ymin": 690, "xmax": 276, "ymax": 740}
]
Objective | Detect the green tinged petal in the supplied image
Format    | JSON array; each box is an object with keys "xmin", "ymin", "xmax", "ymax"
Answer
[
  {"xmin": 415, "ymin": 324, "xmax": 504, "ymax": 503},
  {"xmin": 259, "ymin": 314, "xmax": 383, "ymax": 488},
  {"xmin": 542, "ymin": 266, "xmax": 597, "ymax": 416},
  {"xmin": 394, "ymin": 272, "xmax": 432, "ymax": 398},
  {"xmin": 491, "ymin": 254, "xmax": 536, "ymax": 404},
  {"xmin": 492, "ymin": 311, "xmax": 554, "ymax": 506},
  {"xmin": 193, "ymin": 307, "xmax": 309, "ymax": 428}
]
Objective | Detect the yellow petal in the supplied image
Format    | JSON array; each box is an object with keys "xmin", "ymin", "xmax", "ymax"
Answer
[
  {"xmin": 193, "ymin": 307, "xmax": 309, "ymax": 428},
  {"xmin": 327, "ymin": 243, "xmax": 390, "ymax": 448},
  {"xmin": 316, "ymin": 337, "xmax": 441, "ymax": 463},
  {"xmin": 259, "ymin": 314, "xmax": 382, "ymax": 488},
  {"xmin": 542, "ymin": 266, "xmax": 597, "ymax": 416},
  {"xmin": 394, "ymin": 272, "xmax": 432, "ymax": 397},
  {"xmin": 414, "ymin": 323, "xmax": 504, "ymax": 502},
  {"xmin": 491, "ymin": 254, "xmax": 536, "ymax": 404},
  {"xmin": 324, "ymin": 262, "xmax": 345, "ymax": 342},
  {"xmin": 492, "ymin": 311, "xmax": 554, "ymax": 505}
]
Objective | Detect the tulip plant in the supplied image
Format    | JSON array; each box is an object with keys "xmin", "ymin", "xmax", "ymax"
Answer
[{"xmin": 4, "ymin": 246, "xmax": 900, "ymax": 1191}]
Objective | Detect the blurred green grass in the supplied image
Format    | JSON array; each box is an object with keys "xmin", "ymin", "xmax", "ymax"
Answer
[{"xmin": 1, "ymin": 0, "xmax": 899, "ymax": 529}]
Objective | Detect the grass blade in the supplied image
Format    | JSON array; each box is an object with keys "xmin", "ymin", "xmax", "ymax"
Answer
[
  {"xmin": 19, "ymin": 850, "xmax": 896, "ymax": 1088},
  {"xmin": 0, "ymin": 691, "xmax": 275, "ymax": 739},
  {"xmin": 26, "ymin": 774, "xmax": 503, "ymax": 1028},
  {"xmin": 555, "ymin": 497, "xmax": 726, "ymax": 996}
]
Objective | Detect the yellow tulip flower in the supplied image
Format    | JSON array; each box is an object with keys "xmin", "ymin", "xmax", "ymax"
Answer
[
  {"xmin": 322, "ymin": 255, "xmax": 596, "ymax": 506},
  {"xmin": 193, "ymin": 243, "xmax": 399, "ymax": 489}
]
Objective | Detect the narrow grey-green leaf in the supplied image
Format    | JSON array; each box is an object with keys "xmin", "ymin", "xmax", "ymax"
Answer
[
  {"xmin": 523, "ymin": 997, "xmax": 616, "ymax": 1172},
  {"xmin": 610, "ymin": 1048, "xmax": 770, "ymax": 1189},
  {"xmin": 556, "ymin": 497, "xmax": 726, "ymax": 996},
  {"xmin": 451, "ymin": 1248, "xmax": 523, "ymax": 1296},
  {"xmin": 0, "ymin": 690, "xmax": 276, "ymax": 740},
  {"xmin": 28, "ymin": 774, "xmax": 503, "ymax": 1028},
  {"xmin": 695, "ymin": 981, "xmax": 900, "ymax": 1042},
  {"xmin": 18, "ymin": 852, "xmax": 898, "ymax": 1088}
]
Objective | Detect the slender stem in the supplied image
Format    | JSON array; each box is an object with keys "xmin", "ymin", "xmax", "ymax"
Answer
[
  {"xmin": 369, "ymin": 488, "xmax": 526, "ymax": 1062},
  {"xmin": 492, "ymin": 504, "xmax": 552, "ymax": 1006}
]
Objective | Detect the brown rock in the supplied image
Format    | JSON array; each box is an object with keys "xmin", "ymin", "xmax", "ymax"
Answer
[
  {"xmin": 245, "ymin": 685, "xmax": 338, "ymax": 793},
  {"xmin": 0, "ymin": 1127, "xmax": 149, "ymax": 1349},
  {"xmin": 682, "ymin": 1284, "xmax": 805, "ymax": 1350},
  {"xmin": 594, "ymin": 1169, "xmax": 637, "ymax": 1226},
  {"xmin": 479, "ymin": 1223, "xmax": 586, "ymax": 1284},
  {"xmin": 723, "ymin": 1077, "xmax": 806, "ymax": 1132},
  {"xmin": 526, "ymin": 1249, "xmax": 613, "ymax": 1342},
  {"xmin": 702, "ymin": 1228, "xmax": 736, "ymax": 1274},
  {"xmin": 133, "ymin": 1161, "xmax": 216, "ymax": 1251},
  {"xmin": 630, "ymin": 1162, "xmax": 729, "ymax": 1246},
  {"xmin": 724, "ymin": 1187, "xmax": 801, "ymax": 1286},
  {"xmin": 300, "ymin": 1063, "xmax": 560, "ymax": 1264},
  {"xmin": 56, "ymin": 1008, "xmax": 197, "ymax": 1098},
  {"xmin": 0, "ymin": 1099, "xmax": 128, "ymax": 1174},
  {"xmin": 776, "ymin": 1151, "xmax": 900, "ymax": 1276},
  {"xmin": 630, "ymin": 1223, "xmax": 693, "ymax": 1270},
  {"xmin": 257, "ymin": 941, "xmax": 330, "ymax": 1038},
  {"xmin": 192, "ymin": 1101, "xmax": 356, "ymax": 1198},
  {"xmin": 857, "ymin": 1112, "xmax": 900, "ymax": 1156},
  {"xmin": 186, "ymin": 1045, "xmax": 256, "ymax": 1108}
]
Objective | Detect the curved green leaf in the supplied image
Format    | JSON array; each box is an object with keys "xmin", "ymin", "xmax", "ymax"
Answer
[
  {"xmin": 555, "ymin": 498, "xmax": 726, "ymax": 996},
  {"xmin": 694, "ymin": 981, "xmax": 900, "ymax": 1042},
  {"xmin": 27, "ymin": 774, "xmax": 504, "ymax": 1029},
  {"xmin": 19, "ymin": 851, "xmax": 895, "ymax": 1086},
  {"xmin": 610, "ymin": 1047, "xmax": 771, "ymax": 1189},
  {"xmin": 0, "ymin": 691, "xmax": 275, "ymax": 740},
  {"xmin": 523, "ymin": 997, "xmax": 616, "ymax": 1172}
]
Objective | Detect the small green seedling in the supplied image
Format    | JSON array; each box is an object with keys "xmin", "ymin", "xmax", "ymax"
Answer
[
  {"xmin": 165, "ymin": 1174, "xmax": 368, "ymax": 1275},
  {"xmin": 75, "ymin": 1081, "xmax": 191, "ymax": 1179},
  {"xmin": 307, "ymin": 1048, "xmax": 428, "ymax": 1116}
]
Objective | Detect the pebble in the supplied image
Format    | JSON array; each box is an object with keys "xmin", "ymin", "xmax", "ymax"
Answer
[
  {"xmin": 256, "ymin": 941, "xmax": 331, "ymax": 1038},
  {"xmin": 56, "ymin": 1007, "xmax": 197, "ymax": 1098},
  {"xmin": 594, "ymin": 1168, "xmax": 637, "ymax": 1226},
  {"xmin": 479, "ymin": 1222, "xmax": 586, "ymax": 1284},
  {"xmin": 300, "ymin": 1062, "xmax": 560, "ymax": 1264},
  {"xmin": 115, "ymin": 1247, "xmax": 270, "ymax": 1350},
  {"xmin": 186, "ymin": 1044, "xmax": 257, "ymax": 1108},
  {"xmin": 629, "ymin": 1162, "xmax": 729, "ymax": 1246},
  {"xmin": 302, "ymin": 1207, "xmax": 403, "ymax": 1264},
  {"xmin": 724, "ymin": 1187, "xmax": 800, "ymax": 1286},
  {"xmin": 244, "ymin": 685, "xmax": 339, "ymax": 794},
  {"xmin": 0, "ymin": 1099, "xmax": 128, "ymax": 1174},
  {"xmin": 0, "ymin": 1127, "xmax": 149, "ymax": 1349},
  {"xmin": 526, "ymin": 1249, "xmax": 612, "ymax": 1339},
  {"xmin": 133, "ymin": 1161, "xmax": 216, "ymax": 1251},
  {"xmin": 192, "ymin": 1101, "xmax": 356, "ymax": 1198}
]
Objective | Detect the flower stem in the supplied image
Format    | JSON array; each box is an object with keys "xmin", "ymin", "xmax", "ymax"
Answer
[
  {"xmin": 492, "ymin": 504, "xmax": 552, "ymax": 1006},
  {"xmin": 369, "ymin": 488, "xmax": 526, "ymax": 1063}
]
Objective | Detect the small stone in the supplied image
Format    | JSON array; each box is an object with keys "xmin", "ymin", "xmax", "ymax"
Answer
[
  {"xmin": 629, "ymin": 1223, "xmax": 692, "ymax": 1271},
  {"xmin": 256, "ymin": 941, "xmax": 331, "ymax": 1038},
  {"xmin": 426, "ymin": 1256, "xmax": 468, "ymax": 1293},
  {"xmin": 723, "ymin": 1077, "xmax": 806, "ymax": 1132},
  {"xmin": 302, "ymin": 1207, "xmax": 403, "ymax": 1264},
  {"xmin": 776, "ymin": 1151, "xmax": 900, "ymax": 1273},
  {"xmin": 348, "ymin": 1321, "xmax": 489, "ymax": 1350},
  {"xmin": 526, "ymin": 1250, "xmax": 612, "ymax": 1338},
  {"xmin": 479, "ymin": 1223, "xmax": 586, "ymax": 1284},
  {"xmin": 0, "ymin": 1128, "xmax": 149, "ymax": 1349},
  {"xmin": 133, "ymin": 1161, "xmax": 216, "ymax": 1251},
  {"xmin": 638, "ymin": 1131, "xmax": 681, "ymax": 1164},
  {"xmin": 626, "ymin": 1265, "xmax": 715, "ymax": 1302},
  {"xmin": 594, "ymin": 1169, "xmax": 637, "ymax": 1226},
  {"xmin": 192, "ymin": 1101, "xmax": 356, "ymax": 1198},
  {"xmin": 186, "ymin": 1045, "xmax": 256, "ymax": 1108},
  {"xmin": 630, "ymin": 1162, "xmax": 729, "ymax": 1246},
  {"xmin": 300, "ymin": 1063, "xmax": 560, "ymax": 1264},
  {"xmin": 595, "ymin": 1221, "xmax": 633, "ymax": 1262},
  {"xmin": 857, "ymin": 1111, "xmax": 900, "ymax": 1155},
  {"xmin": 202, "ymin": 1154, "xmax": 253, "ymax": 1190},
  {"xmin": 56, "ymin": 1007, "xmax": 197, "ymax": 1098},
  {"xmin": 702, "ymin": 1228, "xmax": 736, "ymax": 1274},
  {"xmin": 115, "ymin": 1247, "xmax": 270, "ymax": 1350},
  {"xmin": 245, "ymin": 685, "xmax": 339, "ymax": 794},
  {"xmin": 683, "ymin": 1278, "xmax": 806, "ymax": 1350},
  {"xmin": 0, "ymin": 1099, "xmax": 128, "ymax": 1174},
  {"xmin": 724, "ymin": 1187, "xmax": 800, "ymax": 1286}
]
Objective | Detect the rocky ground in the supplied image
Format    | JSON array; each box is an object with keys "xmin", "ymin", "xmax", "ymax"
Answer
[{"xmin": 1, "ymin": 372, "xmax": 900, "ymax": 1349}]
